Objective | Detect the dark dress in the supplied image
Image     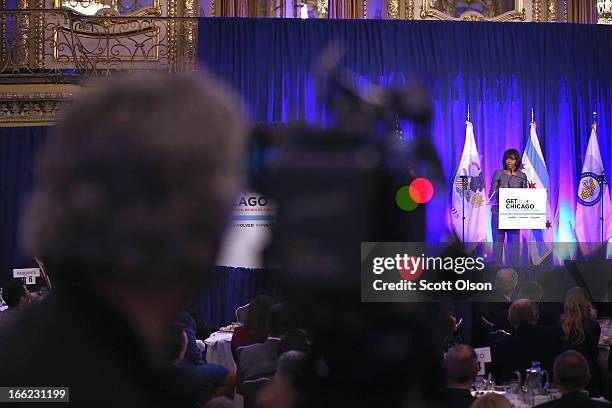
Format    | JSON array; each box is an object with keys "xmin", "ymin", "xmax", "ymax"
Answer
[
  {"xmin": 556, "ymin": 318, "xmax": 602, "ymax": 395},
  {"xmin": 489, "ymin": 169, "xmax": 528, "ymax": 264}
]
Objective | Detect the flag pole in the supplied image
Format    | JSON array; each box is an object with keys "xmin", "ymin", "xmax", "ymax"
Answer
[
  {"xmin": 594, "ymin": 111, "xmax": 606, "ymax": 244},
  {"xmin": 461, "ymin": 106, "xmax": 471, "ymax": 243}
]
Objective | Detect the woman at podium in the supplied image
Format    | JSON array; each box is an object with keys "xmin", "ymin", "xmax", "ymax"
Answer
[{"xmin": 489, "ymin": 148, "xmax": 528, "ymax": 264}]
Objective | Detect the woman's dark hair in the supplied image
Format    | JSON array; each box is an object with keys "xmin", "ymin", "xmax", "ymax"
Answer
[
  {"xmin": 502, "ymin": 148, "xmax": 521, "ymax": 171},
  {"xmin": 245, "ymin": 295, "xmax": 274, "ymax": 342}
]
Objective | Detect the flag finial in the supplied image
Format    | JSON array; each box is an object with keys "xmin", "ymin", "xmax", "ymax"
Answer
[
  {"xmin": 531, "ymin": 108, "xmax": 535, "ymax": 124},
  {"xmin": 467, "ymin": 104, "xmax": 470, "ymax": 122},
  {"xmin": 593, "ymin": 111, "xmax": 597, "ymax": 124}
]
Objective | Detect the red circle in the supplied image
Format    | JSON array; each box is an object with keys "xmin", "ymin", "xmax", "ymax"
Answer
[
  {"xmin": 399, "ymin": 257, "xmax": 424, "ymax": 281},
  {"xmin": 409, "ymin": 178, "xmax": 434, "ymax": 204}
]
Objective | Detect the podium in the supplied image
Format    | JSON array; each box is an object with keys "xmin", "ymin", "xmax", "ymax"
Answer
[{"xmin": 498, "ymin": 188, "xmax": 548, "ymax": 230}]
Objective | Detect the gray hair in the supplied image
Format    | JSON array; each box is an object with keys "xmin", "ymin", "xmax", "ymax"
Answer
[
  {"xmin": 22, "ymin": 73, "xmax": 246, "ymax": 289},
  {"xmin": 494, "ymin": 268, "xmax": 518, "ymax": 296}
]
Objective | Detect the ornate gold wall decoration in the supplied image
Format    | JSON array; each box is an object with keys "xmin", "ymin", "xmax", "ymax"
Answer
[
  {"xmin": 548, "ymin": 0, "xmax": 558, "ymax": 21},
  {"xmin": 406, "ymin": 0, "xmax": 414, "ymax": 19},
  {"xmin": 421, "ymin": 0, "xmax": 526, "ymax": 22},
  {"xmin": 0, "ymin": 89, "xmax": 76, "ymax": 126},
  {"xmin": 533, "ymin": 0, "xmax": 542, "ymax": 21},
  {"xmin": 388, "ymin": 0, "xmax": 399, "ymax": 19}
]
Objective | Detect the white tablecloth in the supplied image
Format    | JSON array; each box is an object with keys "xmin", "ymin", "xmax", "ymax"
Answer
[
  {"xmin": 205, "ymin": 331, "xmax": 236, "ymax": 372},
  {"xmin": 204, "ymin": 331, "xmax": 243, "ymax": 408}
]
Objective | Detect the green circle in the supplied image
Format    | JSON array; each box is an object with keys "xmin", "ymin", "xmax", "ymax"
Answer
[{"xmin": 395, "ymin": 186, "xmax": 419, "ymax": 211}]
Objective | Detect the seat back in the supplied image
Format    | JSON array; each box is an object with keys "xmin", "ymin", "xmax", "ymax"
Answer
[
  {"xmin": 236, "ymin": 303, "xmax": 250, "ymax": 324},
  {"xmin": 241, "ymin": 377, "xmax": 270, "ymax": 408}
]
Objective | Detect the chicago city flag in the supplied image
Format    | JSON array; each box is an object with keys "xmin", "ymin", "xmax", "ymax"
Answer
[
  {"xmin": 521, "ymin": 120, "xmax": 554, "ymax": 264},
  {"xmin": 451, "ymin": 120, "xmax": 487, "ymax": 249},
  {"xmin": 575, "ymin": 121, "xmax": 612, "ymax": 254}
]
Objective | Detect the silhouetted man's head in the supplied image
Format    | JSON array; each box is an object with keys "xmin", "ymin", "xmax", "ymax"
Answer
[
  {"xmin": 22, "ymin": 73, "xmax": 247, "ymax": 292},
  {"xmin": 444, "ymin": 344, "xmax": 478, "ymax": 388},
  {"xmin": 553, "ymin": 350, "xmax": 591, "ymax": 394}
]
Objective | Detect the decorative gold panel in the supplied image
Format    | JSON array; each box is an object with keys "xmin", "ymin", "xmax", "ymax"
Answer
[
  {"xmin": 421, "ymin": 0, "xmax": 526, "ymax": 21},
  {"xmin": 386, "ymin": 0, "xmax": 414, "ymax": 20}
]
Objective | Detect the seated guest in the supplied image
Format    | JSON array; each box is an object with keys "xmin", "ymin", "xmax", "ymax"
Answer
[
  {"xmin": 0, "ymin": 74, "xmax": 247, "ymax": 406},
  {"xmin": 0, "ymin": 279, "xmax": 38, "ymax": 336},
  {"xmin": 556, "ymin": 287, "xmax": 602, "ymax": 396},
  {"xmin": 480, "ymin": 268, "xmax": 518, "ymax": 335},
  {"xmin": 256, "ymin": 351, "xmax": 306, "ymax": 408},
  {"xmin": 519, "ymin": 281, "xmax": 561, "ymax": 326},
  {"xmin": 231, "ymin": 295, "xmax": 274, "ymax": 356},
  {"xmin": 470, "ymin": 393, "xmax": 512, "ymax": 408},
  {"xmin": 203, "ymin": 396, "xmax": 234, "ymax": 408},
  {"xmin": 490, "ymin": 299, "xmax": 560, "ymax": 384},
  {"xmin": 445, "ymin": 344, "xmax": 478, "ymax": 408},
  {"xmin": 170, "ymin": 329, "xmax": 189, "ymax": 367},
  {"xmin": 278, "ymin": 328, "xmax": 309, "ymax": 356},
  {"xmin": 518, "ymin": 281, "xmax": 543, "ymax": 303},
  {"xmin": 535, "ymin": 351, "xmax": 611, "ymax": 407},
  {"xmin": 238, "ymin": 303, "xmax": 291, "ymax": 382},
  {"xmin": 177, "ymin": 311, "xmax": 236, "ymax": 402}
]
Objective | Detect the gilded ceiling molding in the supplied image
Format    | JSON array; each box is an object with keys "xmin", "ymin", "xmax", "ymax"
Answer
[
  {"xmin": 388, "ymin": 0, "xmax": 399, "ymax": 19},
  {"xmin": 421, "ymin": 1, "xmax": 525, "ymax": 22},
  {"xmin": 533, "ymin": 0, "xmax": 542, "ymax": 21},
  {"xmin": 17, "ymin": 0, "xmax": 30, "ymax": 67},
  {"xmin": 406, "ymin": 0, "xmax": 414, "ymax": 19},
  {"xmin": 548, "ymin": 0, "xmax": 558, "ymax": 21},
  {"xmin": 0, "ymin": 91, "xmax": 75, "ymax": 126},
  {"xmin": 1, "ymin": 0, "xmax": 6, "ymax": 65},
  {"xmin": 168, "ymin": 0, "xmax": 178, "ymax": 73}
]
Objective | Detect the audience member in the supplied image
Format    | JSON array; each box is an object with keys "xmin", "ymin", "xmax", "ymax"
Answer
[
  {"xmin": 470, "ymin": 393, "xmax": 512, "ymax": 408},
  {"xmin": 535, "ymin": 351, "xmax": 611, "ymax": 407},
  {"xmin": 518, "ymin": 281, "xmax": 543, "ymax": 303},
  {"xmin": 556, "ymin": 287, "xmax": 602, "ymax": 396},
  {"xmin": 480, "ymin": 268, "xmax": 518, "ymax": 336},
  {"xmin": 178, "ymin": 310, "xmax": 236, "ymax": 402},
  {"xmin": 445, "ymin": 344, "xmax": 478, "ymax": 408},
  {"xmin": 238, "ymin": 303, "xmax": 291, "ymax": 382},
  {"xmin": 0, "ymin": 279, "xmax": 39, "ymax": 340},
  {"xmin": 170, "ymin": 329, "xmax": 189, "ymax": 367},
  {"xmin": 278, "ymin": 328, "xmax": 309, "ymax": 356},
  {"xmin": 231, "ymin": 295, "xmax": 274, "ymax": 356},
  {"xmin": 203, "ymin": 396, "xmax": 234, "ymax": 408},
  {"xmin": 0, "ymin": 73, "xmax": 247, "ymax": 407},
  {"xmin": 257, "ymin": 351, "xmax": 306, "ymax": 408},
  {"xmin": 490, "ymin": 299, "xmax": 560, "ymax": 383}
]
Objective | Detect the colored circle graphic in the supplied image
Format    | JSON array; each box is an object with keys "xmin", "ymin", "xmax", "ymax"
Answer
[
  {"xmin": 396, "ymin": 186, "xmax": 419, "ymax": 211},
  {"xmin": 409, "ymin": 178, "xmax": 434, "ymax": 204}
]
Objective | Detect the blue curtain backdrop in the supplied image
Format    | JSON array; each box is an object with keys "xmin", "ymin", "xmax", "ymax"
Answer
[
  {"xmin": 0, "ymin": 126, "xmax": 48, "ymax": 283},
  {"xmin": 198, "ymin": 18, "xmax": 612, "ymax": 260},
  {"xmin": 0, "ymin": 127, "xmax": 279, "ymax": 326}
]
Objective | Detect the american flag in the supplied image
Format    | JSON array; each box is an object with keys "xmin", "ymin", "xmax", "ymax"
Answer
[{"xmin": 455, "ymin": 177, "xmax": 467, "ymax": 189}]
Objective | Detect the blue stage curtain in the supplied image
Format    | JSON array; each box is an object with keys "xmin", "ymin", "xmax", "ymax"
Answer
[
  {"xmin": 0, "ymin": 126, "xmax": 49, "ymax": 283},
  {"xmin": 0, "ymin": 126, "xmax": 278, "ymax": 324},
  {"xmin": 198, "ymin": 18, "xmax": 612, "ymax": 257},
  {"xmin": 194, "ymin": 266, "xmax": 282, "ymax": 327}
]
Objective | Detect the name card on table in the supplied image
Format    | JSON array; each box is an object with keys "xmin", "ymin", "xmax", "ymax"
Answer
[
  {"xmin": 13, "ymin": 268, "xmax": 40, "ymax": 284},
  {"xmin": 474, "ymin": 347, "xmax": 492, "ymax": 376}
]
